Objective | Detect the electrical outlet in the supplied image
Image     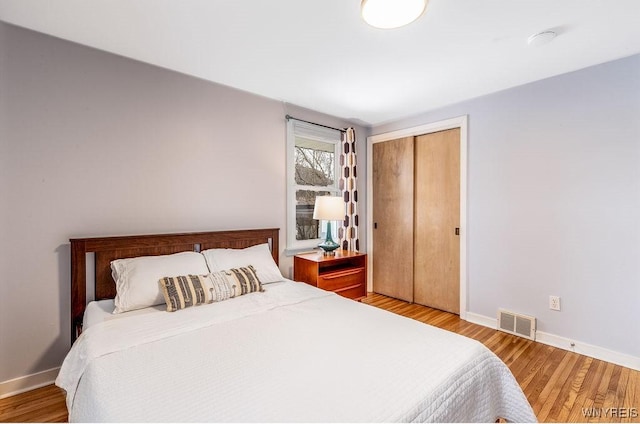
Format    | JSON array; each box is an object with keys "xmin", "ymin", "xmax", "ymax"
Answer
[{"xmin": 549, "ymin": 295, "xmax": 561, "ymax": 311}]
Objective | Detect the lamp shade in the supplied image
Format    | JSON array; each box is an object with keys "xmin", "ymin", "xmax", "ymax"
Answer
[{"xmin": 313, "ymin": 196, "xmax": 344, "ymax": 221}]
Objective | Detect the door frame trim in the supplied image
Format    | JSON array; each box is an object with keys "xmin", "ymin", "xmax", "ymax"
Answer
[{"xmin": 366, "ymin": 115, "xmax": 468, "ymax": 319}]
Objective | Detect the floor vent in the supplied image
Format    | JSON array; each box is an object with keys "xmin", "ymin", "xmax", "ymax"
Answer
[{"xmin": 497, "ymin": 309, "xmax": 536, "ymax": 340}]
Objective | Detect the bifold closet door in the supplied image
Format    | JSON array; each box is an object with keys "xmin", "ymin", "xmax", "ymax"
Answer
[
  {"xmin": 414, "ymin": 128, "xmax": 460, "ymax": 314},
  {"xmin": 372, "ymin": 136, "xmax": 414, "ymax": 302}
]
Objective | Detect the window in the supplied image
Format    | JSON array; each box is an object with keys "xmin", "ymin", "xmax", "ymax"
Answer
[{"xmin": 286, "ymin": 119, "xmax": 342, "ymax": 252}]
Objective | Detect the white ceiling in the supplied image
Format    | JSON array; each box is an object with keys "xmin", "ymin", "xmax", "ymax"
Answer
[{"xmin": 1, "ymin": 0, "xmax": 639, "ymax": 126}]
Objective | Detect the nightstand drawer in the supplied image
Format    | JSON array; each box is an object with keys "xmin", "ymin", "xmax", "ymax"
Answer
[
  {"xmin": 333, "ymin": 283, "xmax": 366, "ymax": 300},
  {"xmin": 294, "ymin": 250, "xmax": 367, "ymax": 301},
  {"xmin": 318, "ymin": 267, "xmax": 365, "ymax": 292}
]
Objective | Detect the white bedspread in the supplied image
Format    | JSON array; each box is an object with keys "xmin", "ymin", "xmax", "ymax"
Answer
[{"xmin": 57, "ymin": 281, "xmax": 536, "ymax": 422}]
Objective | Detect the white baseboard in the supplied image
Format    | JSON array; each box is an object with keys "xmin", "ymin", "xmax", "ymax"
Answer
[
  {"xmin": 535, "ymin": 331, "xmax": 640, "ymax": 371},
  {"xmin": 0, "ymin": 367, "xmax": 60, "ymax": 399},
  {"xmin": 465, "ymin": 311, "xmax": 498, "ymax": 329},
  {"xmin": 464, "ymin": 312, "xmax": 640, "ymax": 371}
]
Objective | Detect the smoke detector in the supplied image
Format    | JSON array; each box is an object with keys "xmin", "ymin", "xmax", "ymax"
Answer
[{"xmin": 527, "ymin": 30, "xmax": 557, "ymax": 46}]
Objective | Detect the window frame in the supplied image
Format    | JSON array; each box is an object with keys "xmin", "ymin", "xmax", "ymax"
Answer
[{"xmin": 286, "ymin": 119, "xmax": 342, "ymax": 253}]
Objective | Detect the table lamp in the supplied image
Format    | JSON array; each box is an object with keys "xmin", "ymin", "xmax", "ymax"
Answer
[{"xmin": 313, "ymin": 195, "xmax": 344, "ymax": 254}]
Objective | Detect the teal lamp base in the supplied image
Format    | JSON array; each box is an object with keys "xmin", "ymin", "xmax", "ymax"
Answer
[{"xmin": 318, "ymin": 220, "xmax": 340, "ymax": 255}]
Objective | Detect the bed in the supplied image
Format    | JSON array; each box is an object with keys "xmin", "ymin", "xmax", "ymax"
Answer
[{"xmin": 57, "ymin": 228, "xmax": 536, "ymax": 422}]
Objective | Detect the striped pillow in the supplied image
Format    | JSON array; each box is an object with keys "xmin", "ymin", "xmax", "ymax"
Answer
[
  {"xmin": 209, "ymin": 265, "xmax": 264, "ymax": 302},
  {"xmin": 159, "ymin": 274, "xmax": 212, "ymax": 312},
  {"xmin": 159, "ymin": 266, "xmax": 264, "ymax": 312}
]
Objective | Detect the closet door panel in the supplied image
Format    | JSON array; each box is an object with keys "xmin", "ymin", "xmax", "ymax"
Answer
[
  {"xmin": 372, "ymin": 137, "xmax": 414, "ymax": 302},
  {"xmin": 414, "ymin": 129, "xmax": 460, "ymax": 313}
]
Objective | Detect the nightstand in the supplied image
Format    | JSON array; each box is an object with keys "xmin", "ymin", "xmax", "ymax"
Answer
[{"xmin": 293, "ymin": 250, "xmax": 367, "ymax": 300}]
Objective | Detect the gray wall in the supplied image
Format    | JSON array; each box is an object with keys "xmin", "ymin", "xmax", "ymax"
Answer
[
  {"xmin": 0, "ymin": 22, "xmax": 367, "ymax": 384},
  {"xmin": 2, "ymin": 17, "xmax": 637, "ymax": 386},
  {"xmin": 373, "ymin": 54, "xmax": 640, "ymax": 358}
]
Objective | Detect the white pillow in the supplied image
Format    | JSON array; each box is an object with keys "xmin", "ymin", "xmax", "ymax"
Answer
[
  {"xmin": 201, "ymin": 243, "xmax": 283, "ymax": 284},
  {"xmin": 111, "ymin": 251, "xmax": 209, "ymax": 314}
]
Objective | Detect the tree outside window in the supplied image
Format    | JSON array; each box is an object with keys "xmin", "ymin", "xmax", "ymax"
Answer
[{"xmin": 287, "ymin": 119, "xmax": 341, "ymax": 251}]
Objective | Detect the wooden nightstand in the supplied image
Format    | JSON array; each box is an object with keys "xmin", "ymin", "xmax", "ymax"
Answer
[{"xmin": 293, "ymin": 250, "xmax": 367, "ymax": 301}]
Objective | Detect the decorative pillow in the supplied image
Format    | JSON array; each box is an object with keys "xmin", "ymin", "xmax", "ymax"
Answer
[
  {"xmin": 209, "ymin": 266, "xmax": 264, "ymax": 302},
  {"xmin": 201, "ymin": 243, "xmax": 283, "ymax": 284},
  {"xmin": 111, "ymin": 251, "xmax": 209, "ymax": 314},
  {"xmin": 159, "ymin": 274, "xmax": 212, "ymax": 312}
]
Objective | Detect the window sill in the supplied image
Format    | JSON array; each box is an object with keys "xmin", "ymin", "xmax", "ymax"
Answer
[{"xmin": 284, "ymin": 247, "xmax": 322, "ymax": 257}]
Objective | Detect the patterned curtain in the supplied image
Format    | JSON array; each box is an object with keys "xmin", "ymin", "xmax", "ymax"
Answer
[{"xmin": 338, "ymin": 128, "xmax": 359, "ymax": 251}]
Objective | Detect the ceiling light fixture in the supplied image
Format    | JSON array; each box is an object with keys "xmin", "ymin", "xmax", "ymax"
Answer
[{"xmin": 361, "ymin": 0, "xmax": 428, "ymax": 29}]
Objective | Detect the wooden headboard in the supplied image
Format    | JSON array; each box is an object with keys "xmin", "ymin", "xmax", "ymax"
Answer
[{"xmin": 69, "ymin": 228, "xmax": 279, "ymax": 343}]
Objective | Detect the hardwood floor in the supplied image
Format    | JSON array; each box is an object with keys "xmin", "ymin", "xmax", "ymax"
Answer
[
  {"xmin": 0, "ymin": 385, "xmax": 66, "ymax": 422},
  {"xmin": 362, "ymin": 293, "xmax": 640, "ymax": 423},
  {"xmin": 1, "ymin": 293, "xmax": 638, "ymax": 423}
]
